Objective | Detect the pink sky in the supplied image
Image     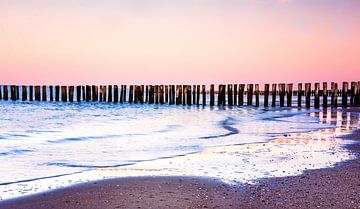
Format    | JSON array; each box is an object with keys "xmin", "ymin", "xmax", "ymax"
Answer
[{"xmin": 0, "ymin": 0, "xmax": 359, "ymax": 85}]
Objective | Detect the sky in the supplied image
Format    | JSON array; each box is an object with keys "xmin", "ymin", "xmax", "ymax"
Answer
[{"xmin": 0, "ymin": 0, "xmax": 359, "ymax": 85}]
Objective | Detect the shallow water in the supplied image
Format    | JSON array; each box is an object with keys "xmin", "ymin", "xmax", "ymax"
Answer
[{"xmin": 0, "ymin": 101, "xmax": 358, "ymax": 200}]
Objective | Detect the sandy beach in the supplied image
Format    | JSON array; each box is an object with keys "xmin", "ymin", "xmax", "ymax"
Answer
[{"xmin": 1, "ymin": 110, "xmax": 359, "ymax": 209}]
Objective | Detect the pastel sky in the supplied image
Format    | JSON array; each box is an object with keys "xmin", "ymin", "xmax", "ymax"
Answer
[{"xmin": 0, "ymin": 0, "xmax": 359, "ymax": 85}]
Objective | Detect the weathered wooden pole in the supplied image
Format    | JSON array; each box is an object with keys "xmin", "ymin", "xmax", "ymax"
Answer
[
  {"xmin": 61, "ymin": 86, "xmax": 67, "ymax": 102},
  {"xmin": 149, "ymin": 85, "xmax": 155, "ymax": 104},
  {"xmin": 10, "ymin": 85, "xmax": 16, "ymax": 101},
  {"xmin": 331, "ymin": 82, "xmax": 335, "ymax": 106},
  {"xmin": 255, "ymin": 84, "xmax": 260, "ymax": 107},
  {"xmin": 35, "ymin": 86, "xmax": 41, "ymax": 101},
  {"xmin": 99, "ymin": 85, "xmax": 103, "ymax": 102},
  {"xmin": 202, "ymin": 85, "xmax": 206, "ymax": 106},
  {"xmin": 114, "ymin": 85, "xmax": 119, "ymax": 103},
  {"xmin": 92, "ymin": 85, "xmax": 97, "ymax": 101},
  {"xmin": 297, "ymin": 83, "xmax": 302, "ymax": 107},
  {"xmin": 196, "ymin": 85, "xmax": 200, "ymax": 105},
  {"xmin": 41, "ymin": 85, "xmax": 46, "ymax": 101},
  {"xmin": 129, "ymin": 85, "xmax": 134, "ymax": 103},
  {"xmin": 123, "ymin": 85, "xmax": 127, "ymax": 103},
  {"xmin": 271, "ymin": 84, "xmax": 277, "ymax": 107},
  {"xmin": 16, "ymin": 86, "xmax": 20, "ymax": 100},
  {"xmin": 238, "ymin": 84, "xmax": 245, "ymax": 106},
  {"xmin": 76, "ymin": 86, "xmax": 81, "ymax": 102},
  {"xmin": 233, "ymin": 84, "xmax": 238, "ymax": 106},
  {"xmin": 355, "ymin": 82, "xmax": 360, "ymax": 106},
  {"xmin": 350, "ymin": 82, "xmax": 356, "ymax": 106},
  {"xmin": 159, "ymin": 85, "xmax": 164, "ymax": 104},
  {"xmin": 187, "ymin": 85, "xmax": 192, "ymax": 105},
  {"xmin": 342, "ymin": 82, "xmax": 348, "ymax": 107},
  {"xmin": 264, "ymin": 84, "xmax": 269, "ymax": 107},
  {"xmin": 228, "ymin": 84, "xmax": 233, "ymax": 106},
  {"xmin": 22, "ymin": 86, "xmax": 27, "ymax": 101},
  {"xmin": 286, "ymin": 84, "xmax": 293, "ymax": 107},
  {"xmin": 305, "ymin": 83, "xmax": 311, "ymax": 108},
  {"xmin": 210, "ymin": 84, "xmax": 215, "ymax": 106},
  {"xmin": 134, "ymin": 85, "xmax": 139, "ymax": 103},
  {"xmin": 192, "ymin": 85, "xmax": 196, "ymax": 105},
  {"xmin": 323, "ymin": 82, "xmax": 328, "ymax": 107},
  {"xmin": 49, "ymin": 86, "xmax": 54, "ymax": 102},
  {"xmin": 247, "ymin": 84, "xmax": 253, "ymax": 106},
  {"xmin": 145, "ymin": 85, "xmax": 149, "ymax": 103},
  {"xmin": 332, "ymin": 83, "xmax": 338, "ymax": 107},
  {"xmin": 182, "ymin": 85, "xmax": 186, "ymax": 105},
  {"xmin": 29, "ymin": 85, "xmax": 34, "ymax": 101},
  {"xmin": 69, "ymin": 86, "xmax": 74, "ymax": 102},
  {"xmin": 278, "ymin": 84, "xmax": 285, "ymax": 107},
  {"xmin": 140, "ymin": 85, "xmax": 144, "ymax": 104},
  {"xmin": 175, "ymin": 85, "xmax": 182, "ymax": 105},
  {"xmin": 86, "ymin": 85, "xmax": 91, "ymax": 102},
  {"xmin": 165, "ymin": 85, "xmax": 169, "ymax": 104},
  {"xmin": 3, "ymin": 85, "xmax": 9, "ymax": 101},
  {"xmin": 170, "ymin": 85, "xmax": 175, "ymax": 105},
  {"xmin": 102, "ymin": 85, "xmax": 107, "ymax": 102},
  {"xmin": 314, "ymin": 83, "xmax": 320, "ymax": 109},
  {"xmin": 82, "ymin": 86, "xmax": 86, "ymax": 101},
  {"xmin": 154, "ymin": 85, "xmax": 159, "ymax": 104},
  {"xmin": 218, "ymin": 85, "xmax": 224, "ymax": 106},
  {"xmin": 108, "ymin": 85, "xmax": 113, "ymax": 102},
  {"xmin": 120, "ymin": 85, "xmax": 124, "ymax": 103}
]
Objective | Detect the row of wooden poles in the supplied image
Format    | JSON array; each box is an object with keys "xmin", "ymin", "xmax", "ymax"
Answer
[{"xmin": 0, "ymin": 82, "xmax": 359, "ymax": 108}]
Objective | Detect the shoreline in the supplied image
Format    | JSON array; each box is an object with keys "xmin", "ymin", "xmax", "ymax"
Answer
[{"xmin": 1, "ymin": 108, "xmax": 359, "ymax": 208}]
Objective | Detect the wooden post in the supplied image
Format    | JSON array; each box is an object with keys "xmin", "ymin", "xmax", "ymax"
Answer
[
  {"xmin": 134, "ymin": 85, "xmax": 139, "ymax": 103},
  {"xmin": 192, "ymin": 85, "xmax": 196, "ymax": 105},
  {"xmin": 170, "ymin": 85, "xmax": 175, "ymax": 105},
  {"xmin": 247, "ymin": 84, "xmax": 253, "ymax": 106},
  {"xmin": 202, "ymin": 85, "xmax": 206, "ymax": 106},
  {"xmin": 297, "ymin": 83, "xmax": 302, "ymax": 107},
  {"xmin": 86, "ymin": 85, "xmax": 91, "ymax": 102},
  {"xmin": 61, "ymin": 86, "xmax": 67, "ymax": 102},
  {"xmin": 92, "ymin": 85, "xmax": 97, "ymax": 101},
  {"xmin": 332, "ymin": 83, "xmax": 338, "ymax": 107},
  {"xmin": 35, "ymin": 86, "xmax": 41, "ymax": 101},
  {"xmin": 140, "ymin": 85, "xmax": 144, "ymax": 104},
  {"xmin": 255, "ymin": 84, "xmax": 260, "ymax": 107},
  {"xmin": 355, "ymin": 81, "xmax": 360, "ymax": 106},
  {"xmin": 149, "ymin": 85, "xmax": 155, "ymax": 104},
  {"xmin": 210, "ymin": 84, "xmax": 215, "ymax": 106},
  {"xmin": 187, "ymin": 85, "xmax": 192, "ymax": 105},
  {"xmin": 182, "ymin": 85, "xmax": 186, "ymax": 105},
  {"xmin": 218, "ymin": 85, "xmax": 223, "ymax": 106},
  {"xmin": 0, "ymin": 85, "xmax": 2, "ymax": 100},
  {"xmin": 76, "ymin": 86, "xmax": 81, "ymax": 102},
  {"xmin": 323, "ymin": 82, "xmax": 328, "ymax": 108},
  {"xmin": 228, "ymin": 84, "xmax": 233, "ymax": 106},
  {"xmin": 264, "ymin": 84, "xmax": 269, "ymax": 107},
  {"xmin": 342, "ymin": 82, "xmax": 348, "ymax": 107},
  {"xmin": 159, "ymin": 85, "xmax": 164, "ymax": 104},
  {"xmin": 271, "ymin": 84, "xmax": 277, "ymax": 107},
  {"xmin": 108, "ymin": 85, "xmax": 113, "ymax": 102},
  {"xmin": 145, "ymin": 85, "xmax": 149, "ymax": 103},
  {"xmin": 305, "ymin": 83, "xmax": 311, "ymax": 108},
  {"xmin": 3, "ymin": 85, "xmax": 9, "ymax": 101},
  {"xmin": 102, "ymin": 85, "xmax": 107, "ymax": 102},
  {"xmin": 155, "ymin": 85, "xmax": 159, "ymax": 104},
  {"xmin": 286, "ymin": 84, "xmax": 293, "ymax": 107},
  {"xmin": 22, "ymin": 86, "xmax": 27, "ymax": 101},
  {"xmin": 120, "ymin": 85, "xmax": 124, "ymax": 103},
  {"xmin": 99, "ymin": 86, "xmax": 103, "ymax": 102},
  {"xmin": 29, "ymin": 86, "xmax": 34, "ymax": 101},
  {"xmin": 41, "ymin": 85, "xmax": 46, "ymax": 101},
  {"xmin": 16, "ymin": 86, "xmax": 19, "ymax": 100},
  {"xmin": 350, "ymin": 82, "xmax": 356, "ymax": 106},
  {"xmin": 238, "ymin": 84, "xmax": 245, "ymax": 106},
  {"xmin": 175, "ymin": 85, "xmax": 182, "ymax": 105},
  {"xmin": 165, "ymin": 85, "xmax": 169, "ymax": 104},
  {"xmin": 233, "ymin": 84, "xmax": 238, "ymax": 106},
  {"xmin": 129, "ymin": 85, "xmax": 134, "ymax": 103},
  {"xmin": 69, "ymin": 86, "xmax": 74, "ymax": 102},
  {"xmin": 196, "ymin": 85, "xmax": 200, "ymax": 105},
  {"xmin": 11, "ymin": 85, "xmax": 16, "ymax": 101},
  {"xmin": 49, "ymin": 86, "xmax": 54, "ymax": 102},
  {"xmin": 123, "ymin": 85, "xmax": 127, "ymax": 103},
  {"xmin": 82, "ymin": 86, "xmax": 86, "ymax": 101},
  {"xmin": 314, "ymin": 83, "xmax": 320, "ymax": 109},
  {"xmin": 279, "ymin": 84, "xmax": 285, "ymax": 107},
  {"xmin": 114, "ymin": 85, "xmax": 119, "ymax": 103},
  {"xmin": 331, "ymin": 82, "xmax": 335, "ymax": 106}
]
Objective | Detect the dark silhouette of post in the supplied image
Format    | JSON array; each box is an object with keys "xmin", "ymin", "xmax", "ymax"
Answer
[
  {"xmin": 233, "ymin": 84, "xmax": 238, "ymax": 106},
  {"xmin": 238, "ymin": 84, "xmax": 245, "ymax": 106},
  {"xmin": 55, "ymin": 86, "xmax": 60, "ymax": 101},
  {"xmin": 314, "ymin": 83, "xmax": 320, "ymax": 109},
  {"xmin": 332, "ymin": 83, "xmax": 338, "ymax": 107},
  {"xmin": 86, "ymin": 85, "xmax": 91, "ymax": 102},
  {"xmin": 210, "ymin": 84, "xmax": 215, "ymax": 106},
  {"xmin": 305, "ymin": 83, "xmax": 311, "ymax": 108},
  {"xmin": 247, "ymin": 84, "xmax": 253, "ymax": 106},
  {"xmin": 342, "ymin": 82, "xmax": 348, "ymax": 107},
  {"xmin": 42, "ymin": 86, "xmax": 47, "ymax": 101},
  {"xmin": 69, "ymin": 86, "xmax": 74, "ymax": 102},
  {"xmin": 264, "ymin": 84, "xmax": 269, "ymax": 107},
  {"xmin": 114, "ymin": 85, "xmax": 119, "ymax": 103},
  {"xmin": 50, "ymin": 86, "xmax": 54, "ymax": 102},
  {"xmin": 165, "ymin": 85, "xmax": 169, "ymax": 104},
  {"xmin": 11, "ymin": 85, "xmax": 16, "ymax": 101},
  {"xmin": 149, "ymin": 85, "xmax": 155, "ymax": 104},
  {"xmin": 82, "ymin": 86, "xmax": 86, "ymax": 101},
  {"xmin": 202, "ymin": 85, "xmax": 206, "ymax": 106},
  {"xmin": 228, "ymin": 84, "xmax": 233, "ymax": 106},
  {"xmin": 323, "ymin": 82, "xmax": 328, "ymax": 107},
  {"xmin": 279, "ymin": 84, "xmax": 285, "ymax": 107},
  {"xmin": 160, "ymin": 85, "xmax": 164, "ymax": 104},
  {"xmin": 108, "ymin": 85, "xmax": 113, "ymax": 102},
  {"xmin": 22, "ymin": 86, "xmax": 27, "ymax": 101},
  {"xmin": 187, "ymin": 85, "xmax": 192, "ymax": 105},
  {"xmin": 255, "ymin": 84, "xmax": 260, "ymax": 107},
  {"xmin": 61, "ymin": 86, "xmax": 67, "ymax": 102},
  {"xmin": 129, "ymin": 85, "xmax": 134, "ymax": 103},
  {"xmin": 286, "ymin": 84, "xmax": 293, "ymax": 107},
  {"xmin": 297, "ymin": 83, "xmax": 302, "ymax": 107},
  {"xmin": 145, "ymin": 85, "xmax": 149, "ymax": 103},
  {"xmin": 92, "ymin": 85, "xmax": 98, "ymax": 101},
  {"xmin": 30, "ymin": 85, "xmax": 34, "ymax": 101},
  {"xmin": 271, "ymin": 84, "xmax": 277, "ymax": 107},
  {"xmin": 196, "ymin": 85, "xmax": 200, "ymax": 105},
  {"xmin": 192, "ymin": 85, "xmax": 196, "ymax": 105},
  {"xmin": 76, "ymin": 86, "xmax": 81, "ymax": 102},
  {"xmin": 35, "ymin": 86, "xmax": 41, "ymax": 101},
  {"xmin": 176, "ymin": 85, "xmax": 182, "ymax": 105}
]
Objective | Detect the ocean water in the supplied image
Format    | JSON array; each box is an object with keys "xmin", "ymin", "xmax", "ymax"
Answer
[{"xmin": 0, "ymin": 101, "xmax": 358, "ymax": 200}]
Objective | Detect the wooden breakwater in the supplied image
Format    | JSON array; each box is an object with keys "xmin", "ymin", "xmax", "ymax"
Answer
[{"xmin": 0, "ymin": 82, "xmax": 360, "ymax": 108}]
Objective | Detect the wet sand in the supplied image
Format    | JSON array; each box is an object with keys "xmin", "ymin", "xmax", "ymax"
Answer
[{"xmin": 1, "ymin": 111, "xmax": 360, "ymax": 209}]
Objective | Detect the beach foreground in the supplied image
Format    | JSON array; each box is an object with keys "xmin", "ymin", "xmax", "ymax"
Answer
[{"xmin": 1, "ymin": 130, "xmax": 359, "ymax": 209}]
